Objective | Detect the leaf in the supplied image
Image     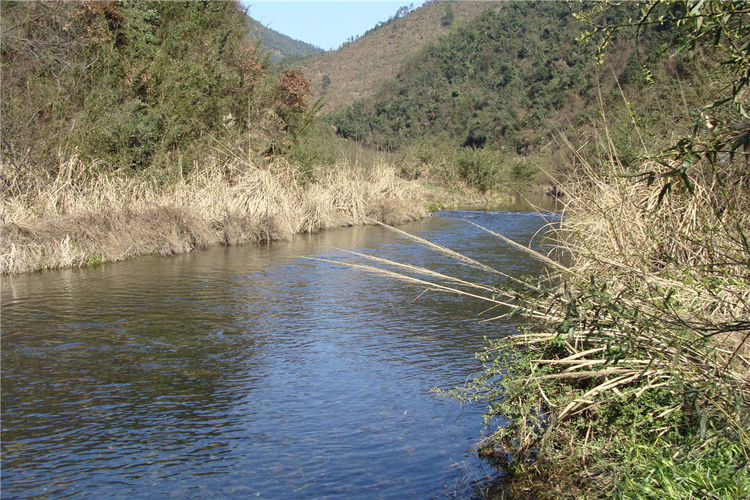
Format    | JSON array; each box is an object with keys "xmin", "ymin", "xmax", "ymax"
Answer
[
  {"xmin": 663, "ymin": 165, "xmax": 685, "ymax": 178},
  {"xmin": 703, "ymin": 97, "xmax": 732, "ymax": 111},
  {"xmin": 684, "ymin": 152, "xmax": 701, "ymax": 164},
  {"xmin": 618, "ymin": 171, "xmax": 654, "ymax": 178},
  {"xmin": 681, "ymin": 173, "xmax": 695, "ymax": 195},
  {"xmin": 689, "ymin": 0, "xmax": 705, "ymax": 17},
  {"xmin": 658, "ymin": 182, "xmax": 672, "ymax": 205},
  {"xmin": 730, "ymin": 134, "xmax": 749, "ymax": 161}
]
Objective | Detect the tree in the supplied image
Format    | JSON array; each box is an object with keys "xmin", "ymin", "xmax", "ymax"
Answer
[
  {"xmin": 578, "ymin": 1, "xmax": 749, "ymax": 172},
  {"xmin": 441, "ymin": 3, "xmax": 454, "ymax": 27},
  {"xmin": 272, "ymin": 69, "xmax": 319, "ymax": 142}
]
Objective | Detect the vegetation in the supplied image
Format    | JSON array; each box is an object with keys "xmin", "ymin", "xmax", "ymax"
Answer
[
  {"xmin": 446, "ymin": 145, "xmax": 750, "ymax": 497},
  {"xmin": 0, "ymin": 152, "xmax": 427, "ymax": 274},
  {"xmin": 246, "ymin": 15, "xmax": 322, "ymax": 65},
  {"xmin": 325, "ymin": 0, "xmax": 721, "ymax": 194},
  {"xmin": 337, "ymin": 3, "xmax": 416, "ymax": 49},
  {"xmin": 0, "ymin": 0, "xmax": 426, "ymax": 274},
  {"xmin": 449, "ymin": 1, "xmax": 749, "ymax": 496},
  {"xmin": 324, "ymin": 1, "xmax": 749, "ymax": 497},
  {"xmin": 353, "ymin": 121, "xmax": 749, "ymax": 497},
  {"xmin": 578, "ymin": 0, "xmax": 749, "ymax": 175},
  {"xmin": 332, "ymin": 2, "xmax": 608, "ymax": 152},
  {"xmin": 292, "ymin": 1, "xmax": 495, "ymax": 112},
  {"xmin": 2, "ymin": 1, "xmax": 265, "ymax": 173}
]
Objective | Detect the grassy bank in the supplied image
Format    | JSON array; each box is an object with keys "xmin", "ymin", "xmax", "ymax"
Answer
[
  {"xmin": 408, "ymin": 134, "xmax": 748, "ymax": 497},
  {"xmin": 464, "ymin": 147, "xmax": 750, "ymax": 498},
  {"xmin": 0, "ymin": 123, "xmax": 532, "ymax": 276},
  {"xmin": 0, "ymin": 156, "xmax": 428, "ymax": 275}
]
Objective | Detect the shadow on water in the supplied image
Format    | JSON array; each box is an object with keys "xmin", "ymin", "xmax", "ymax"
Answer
[{"xmin": 1, "ymin": 205, "xmax": 560, "ymax": 499}]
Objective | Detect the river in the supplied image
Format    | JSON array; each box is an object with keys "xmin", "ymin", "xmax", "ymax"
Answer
[{"xmin": 1, "ymin": 206, "xmax": 559, "ymax": 499}]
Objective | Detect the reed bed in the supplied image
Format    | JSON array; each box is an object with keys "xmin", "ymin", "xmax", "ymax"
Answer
[
  {"xmin": 1, "ymin": 156, "xmax": 427, "ymax": 274},
  {"xmin": 324, "ymin": 147, "xmax": 749, "ymax": 496}
]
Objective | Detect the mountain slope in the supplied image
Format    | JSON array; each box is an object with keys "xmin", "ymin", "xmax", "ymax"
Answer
[
  {"xmin": 292, "ymin": 1, "xmax": 497, "ymax": 112},
  {"xmin": 247, "ymin": 16, "xmax": 323, "ymax": 64},
  {"xmin": 333, "ymin": 2, "xmax": 601, "ymax": 151},
  {"xmin": 329, "ymin": 1, "xmax": 703, "ymax": 158}
]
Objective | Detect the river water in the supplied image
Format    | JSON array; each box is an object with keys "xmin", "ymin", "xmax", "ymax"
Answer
[{"xmin": 1, "ymin": 207, "xmax": 559, "ymax": 499}]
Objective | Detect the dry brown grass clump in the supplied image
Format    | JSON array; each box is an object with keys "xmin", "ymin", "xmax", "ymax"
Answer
[
  {"xmin": 558, "ymin": 147, "xmax": 750, "ymax": 360},
  {"xmin": 0, "ymin": 156, "xmax": 427, "ymax": 274}
]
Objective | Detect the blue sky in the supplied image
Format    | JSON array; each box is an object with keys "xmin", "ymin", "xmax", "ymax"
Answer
[{"xmin": 242, "ymin": 1, "xmax": 426, "ymax": 51}]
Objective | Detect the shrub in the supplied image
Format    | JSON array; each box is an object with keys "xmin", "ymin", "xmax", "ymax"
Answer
[
  {"xmin": 1, "ymin": 1, "xmax": 269, "ymax": 173},
  {"xmin": 456, "ymin": 148, "xmax": 503, "ymax": 192}
]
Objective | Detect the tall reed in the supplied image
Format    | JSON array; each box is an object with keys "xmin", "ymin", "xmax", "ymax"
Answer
[{"xmin": 1, "ymin": 155, "xmax": 427, "ymax": 274}]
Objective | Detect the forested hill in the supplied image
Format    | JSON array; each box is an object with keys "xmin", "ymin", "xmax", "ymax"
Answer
[
  {"xmin": 247, "ymin": 16, "xmax": 323, "ymax": 64},
  {"xmin": 328, "ymin": 1, "xmax": 702, "ymax": 158},
  {"xmin": 292, "ymin": 1, "xmax": 496, "ymax": 112},
  {"xmin": 331, "ymin": 1, "xmax": 621, "ymax": 152}
]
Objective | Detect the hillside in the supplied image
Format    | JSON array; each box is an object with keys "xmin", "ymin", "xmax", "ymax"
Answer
[
  {"xmin": 0, "ymin": 0, "xmax": 428, "ymax": 274},
  {"xmin": 292, "ymin": 1, "xmax": 497, "ymax": 112},
  {"xmin": 0, "ymin": 1, "xmax": 316, "ymax": 173},
  {"xmin": 330, "ymin": 1, "xmax": 706, "ymax": 159},
  {"xmin": 247, "ymin": 16, "xmax": 323, "ymax": 64}
]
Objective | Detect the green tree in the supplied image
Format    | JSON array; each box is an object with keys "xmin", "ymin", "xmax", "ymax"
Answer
[
  {"xmin": 441, "ymin": 3, "xmax": 454, "ymax": 27},
  {"xmin": 578, "ymin": 0, "xmax": 749, "ymax": 172}
]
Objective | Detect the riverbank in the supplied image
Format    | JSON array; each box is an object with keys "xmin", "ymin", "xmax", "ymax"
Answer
[
  {"xmin": 1, "ymin": 156, "xmax": 437, "ymax": 275},
  {"xmin": 444, "ymin": 153, "xmax": 750, "ymax": 498}
]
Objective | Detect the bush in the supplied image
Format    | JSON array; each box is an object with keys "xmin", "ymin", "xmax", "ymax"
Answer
[
  {"xmin": 510, "ymin": 160, "xmax": 539, "ymax": 184},
  {"xmin": 456, "ymin": 148, "xmax": 504, "ymax": 192},
  {"xmin": 1, "ymin": 1, "xmax": 271, "ymax": 173}
]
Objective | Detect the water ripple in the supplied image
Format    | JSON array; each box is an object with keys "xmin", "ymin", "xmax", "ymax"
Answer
[{"xmin": 1, "ymin": 210, "xmax": 554, "ymax": 499}]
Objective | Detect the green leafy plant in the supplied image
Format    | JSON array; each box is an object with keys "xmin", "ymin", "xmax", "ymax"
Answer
[{"xmin": 577, "ymin": 0, "xmax": 750, "ymax": 190}]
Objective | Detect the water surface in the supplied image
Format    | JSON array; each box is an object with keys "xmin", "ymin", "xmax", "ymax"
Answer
[{"xmin": 1, "ymin": 208, "xmax": 558, "ymax": 498}]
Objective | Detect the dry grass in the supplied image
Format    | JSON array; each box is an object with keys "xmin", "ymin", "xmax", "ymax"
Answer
[
  {"xmin": 498, "ymin": 148, "xmax": 750, "ymax": 495},
  {"xmin": 350, "ymin": 151, "xmax": 750, "ymax": 401},
  {"xmin": 558, "ymin": 137, "xmax": 750, "ymax": 356},
  {"xmin": 0, "ymin": 156, "xmax": 427, "ymax": 274}
]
